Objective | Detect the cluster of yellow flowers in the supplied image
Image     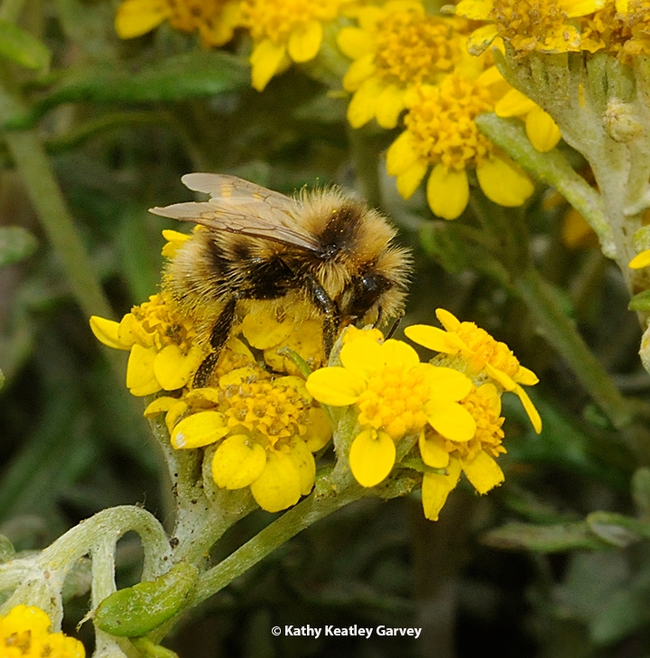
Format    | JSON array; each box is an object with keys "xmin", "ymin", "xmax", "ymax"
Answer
[
  {"xmin": 0, "ymin": 605, "xmax": 84, "ymax": 658},
  {"xmin": 112, "ymin": 0, "xmax": 567, "ymax": 220},
  {"xmin": 92, "ymin": 228, "xmax": 541, "ymax": 519}
]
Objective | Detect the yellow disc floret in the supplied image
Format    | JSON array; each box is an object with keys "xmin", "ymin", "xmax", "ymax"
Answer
[
  {"xmin": 372, "ymin": 11, "xmax": 462, "ymax": 85},
  {"xmin": 356, "ymin": 363, "xmax": 429, "ymax": 440}
]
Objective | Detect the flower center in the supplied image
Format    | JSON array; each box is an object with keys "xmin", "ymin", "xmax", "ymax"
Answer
[
  {"xmin": 357, "ymin": 365, "xmax": 429, "ymax": 440},
  {"xmin": 373, "ymin": 12, "xmax": 462, "ymax": 85},
  {"xmin": 241, "ymin": 0, "xmax": 340, "ymax": 44},
  {"xmin": 455, "ymin": 321, "xmax": 521, "ymax": 379},
  {"xmin": 434, "ymin": 387, "xmax": 505, "ymax": 461},
  {"xmin": 131, "ymin": 293, "xmax": 197, "ymax": 353},
  {"xmin": 404, "ymin": 75, "xmax": 494, "ymax": 170},
  {"xmin": 168, "ymin": 0, "xmax": 232, "ymax": 29},
  {"xmin": 221, "ymin": 374, "xmax": 311, "ymax": 446},
  {"xmin": 490, "ymin": 0, "xmax": 571, "ymax": 51}
]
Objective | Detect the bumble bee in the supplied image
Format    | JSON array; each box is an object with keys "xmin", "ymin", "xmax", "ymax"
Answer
[{"xmin": 150, "ymin": 174, "xmax": 412, "ymax": 385}]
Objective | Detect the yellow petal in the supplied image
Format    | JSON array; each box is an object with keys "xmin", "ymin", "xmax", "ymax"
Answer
[
  {"xmin": 461, "ymin": 450, "xmax": 504, "ymax": 494},
  {"xmin": 306, "ymin": 367, "xmax": 366, "ymax": 405},
  {"xmin": 212, "ymin": 434, "xmax": 267, "ymax": 489},
  {"xmin": 396, "ymin": 163, "xmax": 428, "ymax": 200},
  {"xmin": 115, "ymin": 0, "xmax": 170, "ymax": 39},
  {"xmin": 404, "ymin": 324, "xmax": 461, "ymax": 354},
  {"xmin": 525, "ymin": 105, "xmax": 562, "ymax": 152},
  {"xmin": 427, "ymin": 165, "xmax": 470, "ymax": 220},
  {"xmin": 349, "ymin": 429, "xmax": 396, "ymax": 487},
  {"xmin": 516, "ymin": 365, "xmax": 539, "ymax": 386},
  {"xmin": 425, "ymin": 400, "xmax": 476, "ymax": 442},
  {"xmin": 171, "ymin": 411, "xmax": 228, "ymax": 449},
  {"xmin": 89, "ymin": 316, "xmax": 131, "ymax": 350},
  {"xmin": 561, "ymin": 0, "xmax": 605, "ymax": 17},
  {"xmin": 485, "ymin": 362, "xmax": 517, "ymax": 390},
  {"xmin": 476, "ymin": 156, "xmax": 534, "ymax": 207},
  {"xmin": 466, "ymin": 24, "xmax": 499, "ymax": 55},
  {"xmin": 154, "ymin": 344, "xmax": 204, "ymax": 391},
  {"xmin": 250, "ymin": 451, "xmax": 302, "ymax": 512},
  {"xmin": 347, "ymin": 77, "xmax": 383, "ymax": 128},
  {"xmin": 288, "ymin": 20, "xmax": 322, "ymax": 62},
  {"xmin": 250, "ymin": 39, "xmax": 287, "ymax": 91},
  {"xmin": 241, "ymin": 310, "xmax": 292, "ymax": 349},
  {"xmin": 305, "ymin": 407, "xmax": 333, "ymax": 452},
  {"xmin": 340, "ymin": 336, "xmax": 384, "ymax": 379},
  {"xmin": 424, "ymin": 367, "xmax": 473, "ymax": 401},
  {"xmin": 380, "ymin": 339, "xmax": 420, "ymax": 369},
  {"xmin": 164, "ymin": 400, "xmax": 189, "ymax": 435},
  {"xmin": 513, "ymin": 385, "xmax": 542, "ymax": 433},
  {"xmin": 375, "ymin": 84, "xmax": 406, "ymax": 129},
  {"xmin": 630, "ymin": 249, "xmax": 650, "ymax": 269},
  {"xmin": 337, "ymin": 26, "xmax": 374, "ymax": 60},
  {"xmin": 494, "ymin": 88, "xmax": 537, "ymax": 118},
  {"xmin": 421, "ymin": 459, "xmax": 462, "ymax": 521},
  {"xmin": 435, "ymin": 308, "xmax": 461, "ymax": 331},
  {"xmin": 386, "ymin": 131, "xmax": 420, "ymax": 176},
  {"xmin": 418, "ymin": 432, "xmax": 450, "ymax": 469},
  {"xmin": 342, "ymin": 53, "xmax": 376, "ymax": 91},
  {"xmin": 455, "ymin": 0, "xmax": 494, "ymax": 20},
  {"xmin": 287, "ymin": 440, "xmax": 316, "ymax": 495},
  {"xmin": 143, "ymin": 396, "xmax": 179, "ymax": 417},
  {"xmin": 126, "ymin": 344, "xmax": 160, "ymax": 396}
]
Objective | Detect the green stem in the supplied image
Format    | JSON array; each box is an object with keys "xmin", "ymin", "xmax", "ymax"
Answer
[
  {"xmin": 0, "ymin": 63, "xmax": 113, "ymax": 321},
  {"xmin": 347, "ymin": 125, "xmax": 383, "ymax": 209},
  {"xmin": 0, "ymin": 0, "xmax": 26, "ymax": 22},
  {"xmin": 514, "ymin": 267, "xmax": 634, "ymax": 429},
  {"xmin": 189, "ymin": 483, "xmax": 367, "ymax": 608}
]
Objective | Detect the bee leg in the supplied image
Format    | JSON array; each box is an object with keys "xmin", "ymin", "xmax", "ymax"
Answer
[
  {"xmin": 306, "ymin": 276, "xmax": 340, "ymax": 357},
  {"xmin": 385, "ymin": 313, "xmax": 403, "ymax": 339},
  {"xmin": 192, "ymin": 297, "xmax": 237, "ymax": 387}
]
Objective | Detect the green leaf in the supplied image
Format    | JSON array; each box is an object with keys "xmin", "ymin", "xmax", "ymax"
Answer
[
  {"xmin": 632, "ymin": 467, "xmax": 650, "ymax": 520},
  {"xmin": 0, "ymin": 20, "xmax": 51, "ymax": 70},
  {"xmin": 94, "ymin": 562, "xmax": 199, "ymax": 637},
  {"xmin": 6, "ymin": 51, "xmax": 250, "ymax": 129},
  {"xmin": 590, "ymin": 588, "xmax": 650, "ymax": 646},
  {"xmin": 0, "ymin": 226, "xmax": 38, "ymax": 266},
  {"xmin": 481, "ymin": 521, "xmax": 612, "ymax": 552},
  {"xmin": 628, "ymin": 289, "xmax": 650, "ymax": 311},
  {"xmin": 0, "ymin": 534, "xmax": 14, "ymax": 563}
]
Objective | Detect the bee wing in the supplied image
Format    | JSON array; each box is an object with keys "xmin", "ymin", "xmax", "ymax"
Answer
[
  {"xmin": 151, "ymin": 173, "xmax": 323, "ymax": 250},
  {"xmin": 181, "ymin": 173, "xmax": 296, "ymax": 212}
]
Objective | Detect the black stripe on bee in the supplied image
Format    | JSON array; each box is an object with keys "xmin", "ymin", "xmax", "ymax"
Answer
[{"xmin": 318, "ymin": 203, "xmax": 363, "ymax": 259}]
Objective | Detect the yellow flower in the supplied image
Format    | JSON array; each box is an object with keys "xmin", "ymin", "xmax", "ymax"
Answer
[
  {"xmin": 239, "ymin": 306, "xmax": 325, "ymax": 376},
  {"xmin": 630, "ymin": 249, "xmax": 650, "ymax": 269},
  {"xmin": 115, "ymin": 0, "xmax": 242, "ymax": 47},
  {"xmin": 456, "ymin": 0, "xmax": 606, "ymax": 55},
  {"xmin": 306, "ymin": 330, "xmax": 476, "ymax": 488},
  {"xmin": 615, "ymin": 0, "xmax": 650, "ymax": 59},
  {"xmin": 405, "ymin": 308, "xmax": 542, "ymax": 433},
  {"xmin": 0, "ymin": 605, "xmax": 85, "ymax": 658},
  {"xmin": 494, "ymin": 88, "xmax": 563, "ymax": 152},
  {"xmin": 241, "ymin": 0, "xmax": 347, "ymax": 91},
  {"xmin": 149, "ymin": 364, "xmax": 332, "ymax": 512},
  {"xmin": 90, "ymin": 292, "xmax": 206, "ymax": 396},
  {"xmin": 421, "ymin": 382, "xmax": 506, "ymax": 520},
  {"xmin": 386, "ymin": 73, "xmax": 534, "ymax": 220},
  {"xmin": 337, "ymin": 0, "xmax": 470, "ymax": 129}
]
